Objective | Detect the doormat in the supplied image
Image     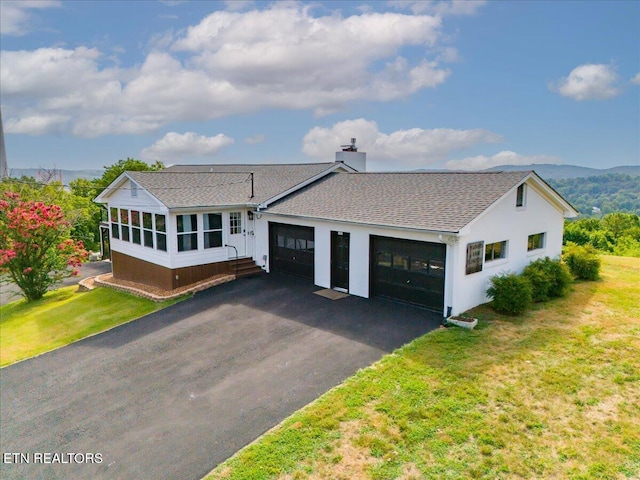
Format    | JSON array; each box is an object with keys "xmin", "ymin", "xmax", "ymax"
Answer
[{"xmin": 314, "ymin": 289, "xmax": 350, "ymax": 300}]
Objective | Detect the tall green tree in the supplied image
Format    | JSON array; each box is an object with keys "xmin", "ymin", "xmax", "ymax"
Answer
[
  {"xmin": 563, "ymin": 212, "xmax": 640, "ymax": 257},
  {"xmin": 69, "ymin": 158, "xmax": 165, "ymax": 251},
  {"xmin": 94, "ymin": 158, "xmax": 164, "ymax": 196}
]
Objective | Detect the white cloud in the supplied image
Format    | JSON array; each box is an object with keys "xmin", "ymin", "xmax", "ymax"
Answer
[
  {"xmin": 0, "ymin": 1, "xmax": 61, "ymax": 36},
  {"xmin": 302, "ymin": 118, "xmax": 502, "ymax": 170},
  {"xmin": 140, "ymin": 132, "xmax": 234, "ymax": 161},
  {"xmin": 0, "ymin": 47, "xmax": 117, "ymax": 98},
  {"xmin": 244, "ymin": 134, "xmax": 266, "ymax": 145},
  {"xmin": 631, "ymin": 72, "xmax": 640, "ymax": 85},
  {"xmin": 552, "ymin": 64, "xmax": 620, "ymax": 101},
  {"xmin": 445, "ymin": 151, "xmax": 561, "ymax": 171},
  {"xmin": 1, "ymin": 4, "xmax": 455, "ymax": 136},
  {"xmin": 4, "ymin": 113, "xmax": 70, "ymax": 135}
]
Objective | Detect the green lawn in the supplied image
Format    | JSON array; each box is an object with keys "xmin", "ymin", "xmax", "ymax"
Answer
[
  {"xmin": 0, "ymin": 286, "xmax": 184, "ymax": 367},
  {"xmin": 206, "ymin": 255, "xmax": 640, "ymax": 480}
]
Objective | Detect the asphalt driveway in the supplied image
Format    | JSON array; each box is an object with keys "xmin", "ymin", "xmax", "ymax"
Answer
[{"xmin": 0, "ymin": 273, "xmax": 441, "ymax": 480}]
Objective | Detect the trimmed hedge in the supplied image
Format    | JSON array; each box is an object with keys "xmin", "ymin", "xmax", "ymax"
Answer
[
  {"xmin": 522, "ymin": 257, "xmax": 573, "ymax": 302},
  {"xmin": 487, "ymin": 273, "xmax": 533, "ymax": 316},
  {"xmin": 563, "ymin": 244, "xmax": 601, "ymax": 280},
  {"xmin": 487, "ymin": 257, "xmax": 573, "ymax": 316}
]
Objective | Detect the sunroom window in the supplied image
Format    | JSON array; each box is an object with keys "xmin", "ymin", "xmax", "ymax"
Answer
[{"xmin": 177, "ymin": 214, "xmax": 198, "ymax": 252}]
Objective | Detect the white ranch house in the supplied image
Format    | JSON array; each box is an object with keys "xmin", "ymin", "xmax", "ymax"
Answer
[{"xmin": 95, "ymin": 146, "xmax": 577, "ymax": 317}]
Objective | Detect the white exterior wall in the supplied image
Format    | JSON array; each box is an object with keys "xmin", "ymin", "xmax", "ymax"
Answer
[
  {"xmin": 105, "ymin": 176, "xmax": 567, "ymax": 317},
  {"xmin": 255, "ymin": 180, "xmax": 566, "ymax": 317},
  {"xmin": 106, "ymin": 181, "xmax": 252, "ymax": 269},
  {"xmin": 254, "ymin": 214, "xmax": 449, "ymax": 311},
  {"xmin": 450, "ymin": 182, "xmax": 566, "ymax": 314},
  {"xmin": 105, "ymin": 179, "xmax": 172, "ymax": 267}
]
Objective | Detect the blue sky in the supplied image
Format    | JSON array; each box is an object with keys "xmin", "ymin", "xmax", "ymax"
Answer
[{"xmin": 1, "ymin": 0, "xmax": 638, "ymax": 172}]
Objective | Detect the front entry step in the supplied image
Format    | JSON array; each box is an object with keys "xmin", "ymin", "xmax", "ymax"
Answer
[{"xmin": 232, "ymin": 258, "xmax": 264, "ymax": 278}]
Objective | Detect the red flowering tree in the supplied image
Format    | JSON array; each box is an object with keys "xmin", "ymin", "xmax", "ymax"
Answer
[{"xmin": 0, "ymin": 192, "xmax": 87, "ymax": 302}]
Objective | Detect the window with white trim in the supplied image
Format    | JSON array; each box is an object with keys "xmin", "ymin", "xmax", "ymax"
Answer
[
  {"xmin": 143, "ymin": 212, "xmax": 154, "ymax": 248},
  {"xmin": 485, "ymin": 241, "xmax": 507, "ymax": 262},
  {"xmin": 110, "ymin": 207, "xmax": 119, "ymax": 240},
  {"xmin": 177, "ymin": 214, "xmax": 198, "ymax": 251},
  {"xmin": 516, "ymin": 184, "xmax": 526, "ymax": 208},
  {"xmin": 204, "ymin": 213, "xmax": 223, "ymax": 249},
  {"xmin": 527, "ymin": 232, "xmax": 546, "ymax": 251},
  {"xmin": 120, "ymin": 209, "xmax": 130, "ymax": 242},
  {"xmin": 110, "ymin": 207, "xmax": 168, "ymax": 252},
  {"xmin": 155, "ymin": 214, "xmax": 167, "ymax": 251},
  {"xmin": 229, "ymin": 212, "xmax": 242, "ymax": 235},
  {"xmin": 131, "ymin": 210, "xmax": 141, "ymax": 245}
]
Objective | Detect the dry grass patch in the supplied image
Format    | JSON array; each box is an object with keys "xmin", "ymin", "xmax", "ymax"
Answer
[{"xmin": 205, "ymin": 255, "xmax": 639, "ymax": 480}]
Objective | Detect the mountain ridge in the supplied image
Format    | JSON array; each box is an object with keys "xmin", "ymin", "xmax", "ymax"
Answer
[{"xmin": 482, "ymin": 164, "xmax": 639, "ymax": 180}]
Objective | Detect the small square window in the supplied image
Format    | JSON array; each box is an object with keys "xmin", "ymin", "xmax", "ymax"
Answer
[
  {"xmin": 377, "ymin": 252, "xmax": 392, "ymax": 267},
  {"xmin": 143, "ymin": 212, "xmax": 153, "ymax": 230},
  {"xmin": 527, "ymin": 233, "xmax": 546, "ymax": 251},
  {"xmin": 131, "ymin": 211, "xmax": 140, "ymax": 227},
  {"xmin": 485, "ymin": 241, "xmax": 507, "ymax": 262},
  {"xmin": 155, "ymin": 214, "xmax": 166, "ymax": 232}
]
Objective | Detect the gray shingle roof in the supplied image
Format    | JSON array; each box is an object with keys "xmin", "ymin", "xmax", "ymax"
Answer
[
  {"xmin": 264, "ymin": 171, "xmax": 532, "ymax": 233},
  {"xmin": 127, "ymin": 163, "xmax": 338, "ymax": 208}
]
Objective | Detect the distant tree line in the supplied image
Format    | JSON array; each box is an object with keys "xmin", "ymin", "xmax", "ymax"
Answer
[
  {"xmin": 548, "ymin": 173, "xmax": 640, "ymax": 216},
  {"xmin": 564, "ymin": 212, "xmax": 640, "ymax": 258}
]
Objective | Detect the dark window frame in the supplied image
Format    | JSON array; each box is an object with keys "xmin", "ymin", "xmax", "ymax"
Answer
[
  {"xmin": 528, "ymin": 232, "xmax": 546, "ymax": 251},
  {"xmin": 485, "ymin": 241, "xmax": 507, "ymax": 262},
  {"xmin": 516, "ymin": 184, "xmax": 526, "ymax": 208}
]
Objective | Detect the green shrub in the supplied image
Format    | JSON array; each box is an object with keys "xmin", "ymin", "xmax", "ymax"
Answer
[
  {"xmin": 563, "ymin": 244, "xmax": 601, "ymax": 280},
  {"xmin": 522, "ymin": 257, "xmax": 573, "ymax": 302},
  {"xmin": 487, "ymin": 273, "xmax": 533, "ymax": 316}
]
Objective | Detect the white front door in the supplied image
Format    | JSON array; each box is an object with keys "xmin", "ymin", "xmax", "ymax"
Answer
[{"xmin": 227, "ymin": 211, "xmax": 246, "ymax": 257}]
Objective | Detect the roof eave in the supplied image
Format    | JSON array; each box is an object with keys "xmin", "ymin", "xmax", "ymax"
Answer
[
  {"xmin": 168, "ymin": 203, "xmax": 258, "ymax": 211},
  {"xmin": 527, "ymin": 171, "xmax": 580, "ymax": 217},
  {"xmin": 260, "ymin": 211, "xmax": 460, "ymax": 237},
  {"xmin": 93, "ymin": 172, "xmax": 130, "ymax": 203}
]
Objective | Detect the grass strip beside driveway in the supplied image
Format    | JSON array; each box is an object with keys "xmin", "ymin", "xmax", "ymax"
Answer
[
  {"xmin": 206, "ymin": 255, "xmax": 640, "ymax": 480},
  {"xmin": 0, "ymin": 286, "xmax": 185, "ymax": 367}
]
